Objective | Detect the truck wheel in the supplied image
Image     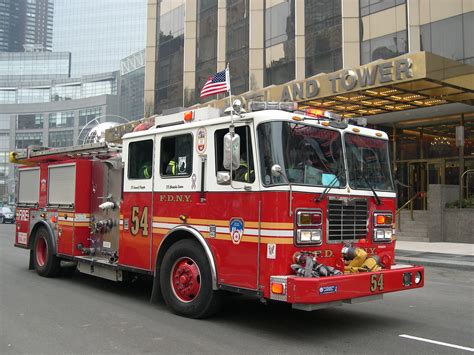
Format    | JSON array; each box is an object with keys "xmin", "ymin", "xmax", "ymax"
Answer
[
  {"xmin": 160, "ymin": 239, "xmax": 221, "ymax": 318},
  {"xmin": 33, "ymin": 227, "xmax": 61, "ymax": 277},
  {"xmin": 0, "ymin": 216, "xmax": 4, "ymax": 224}
]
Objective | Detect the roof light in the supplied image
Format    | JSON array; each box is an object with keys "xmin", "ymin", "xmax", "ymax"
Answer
[
  {"xmin": 183, "ymin": 111, "xmax": 194, "ymax": 122},
  {"xmin": 304, "ymin": 108, "xmax": 325, "ymax": 117},
  {"xmin": 248, "ymin": 101, "xmax": 297, "ymax": 112},
  {"xmin": 292, "ymin": 115, "xmax": 304, "ymax": 121}
]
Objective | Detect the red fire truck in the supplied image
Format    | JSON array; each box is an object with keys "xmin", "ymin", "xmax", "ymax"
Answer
[{"xmin": 12, "ymin": 102, "xmax": 424, "ymax": 318}]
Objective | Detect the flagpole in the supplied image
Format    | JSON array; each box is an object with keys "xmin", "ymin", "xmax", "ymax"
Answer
[{"xmin": 226, "ymin": 63, "xmax": 233, "ymax": 126}]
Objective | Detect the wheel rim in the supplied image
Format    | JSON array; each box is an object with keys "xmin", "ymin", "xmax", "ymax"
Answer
[
  {"xmin": 36, "ymin": 237, "xmax": 47, "ymax": 267},
  {"xmin": 170, "ymin": 257, "xmax": 201, "ymax": 303}
]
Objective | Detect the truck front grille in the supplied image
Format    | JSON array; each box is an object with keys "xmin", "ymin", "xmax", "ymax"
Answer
[{"xmin": 327, "ymin": 198, "xmax": 368, "ymax": 241}]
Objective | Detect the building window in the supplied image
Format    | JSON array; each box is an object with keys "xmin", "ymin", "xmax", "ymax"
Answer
[
  {"xmin": 265, "ymin": 0, "xmax": 295, "ymax": 86},
  {"xmin": 160, "ymin": 134, "xmax": 193, "ymax": 177},
  {"xmin": 305, "ymin": 0, "xmax": 342, "ymax": 77},
  {"xmin": 155, "ymin": 0, "xmax": 185, "ymax": 114},
  {"xmin": 359, "ymin": 0, "xmax": 406, "ymax": 16},
  {"xmin": 195, "ymin": 0, "xmax": 218, "ymax": 103},
  {"xmin": 79, "ymin": 107, "xmax": 102, "ymax": 126},
  {"xmin": 0, "ymin": 114, "xmax": 10, "ymax": 129},
  {"xmin": 421, "ymin": 12, "xmax": 474, "ymax": 64},
  {"xmin": 0, "ymin": 89, "xmax": 16, "ymax": 104},
  {"xmin": 361, "ymin": 30, "xmax": 407, "ymax": 64},
  {"xmin": 49, "ymin": 130, "xmax": 74, "ymax": 148},
  {"xmin": 128, "ymin": 140, "xmax": 153, "ymax": 179},
  {"xmin": 49, "ymin": 111, "xmax": 74, "ymax": 128},
  {"xmin": 226, "ymin": 0, "xmax": 249, "ymax": 95},
  {"xmin": 16, "ymin": 132, "xmax": 43, "ymax": 149},
  {"xmin": 0, "ymin": 134, "xmax": 9, "ymax": 150},
  {"xmin": 17, "ymin": 114, "xmax": 44, "ymax": 130}
]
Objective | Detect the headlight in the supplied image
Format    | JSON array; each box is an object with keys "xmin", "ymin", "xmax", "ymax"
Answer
[
  {"xmin": 297, "ymin": 229, "xmax": 322, "ymax": 244},
  {"xmin": 415, "ymin": 271, "xmax": 422, "ymax": 285},
  {"xmin": 374, "ymin": 228, "xmax": 392, "ymax": 242}
]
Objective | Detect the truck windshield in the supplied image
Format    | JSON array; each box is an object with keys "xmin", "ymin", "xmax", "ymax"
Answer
[
  {"xmin": 345, "ymin": 133, "xmax": 394, "ymax": 191},
  {"xmin": 258, "ymin": 121, "xmax": 346, "ymax": 187}
]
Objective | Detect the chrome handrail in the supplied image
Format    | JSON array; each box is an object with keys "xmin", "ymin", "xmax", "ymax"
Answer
[{"xmin": 396, "ymin": 191, "xmax": 425, "ymax": 231}]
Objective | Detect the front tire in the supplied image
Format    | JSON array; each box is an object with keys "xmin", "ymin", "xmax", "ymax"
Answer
[
  {"xmin": 160, "ymin": 239, "xmax": 221, "ymax": 318},
  {"xmin": 0, "ymin": 216, "xmax": 4, "ymax": 224},
  {"xmin": 33, "ymin": 227, "xmax": 61, "ymax": 277}
]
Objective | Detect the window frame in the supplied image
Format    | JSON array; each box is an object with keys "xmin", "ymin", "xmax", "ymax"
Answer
[
  {"xmin": 159, "ymin": 133, "xmax": 194, "ymax": 179},
  {"xmin": 127, "ymin": 138, "xmax": 154, "ymax": 180}
]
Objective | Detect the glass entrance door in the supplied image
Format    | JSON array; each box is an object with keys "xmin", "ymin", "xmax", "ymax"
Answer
[
  {"xmin": 428, "ymin": 160, "xmax": 444, "ymax": 185},
  {"xmin": 409, "ymin": 162, "xmax": 427, "ymax": 209}
]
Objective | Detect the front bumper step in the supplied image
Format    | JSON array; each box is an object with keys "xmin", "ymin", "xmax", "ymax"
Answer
[{"xmin": 270, "ymin": 264, "xmax": 424, "ymax": 307}]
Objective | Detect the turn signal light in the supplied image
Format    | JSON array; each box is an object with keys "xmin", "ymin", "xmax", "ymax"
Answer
[
  {"xmin": 271, "ymin": 282, "xmax": 285, "ymax": 295},
  {"xmin": 374, "ymin": 213, "xmax": 392, "ymax": 226},
  {"xmin": 297, "ymin": 211, "xmax": 322, "ymax": 226}
]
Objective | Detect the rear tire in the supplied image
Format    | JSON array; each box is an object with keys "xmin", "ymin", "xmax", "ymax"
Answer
[
  {"xmin": 33, "ymin": 227, "xmax": 61, "ymax": 277},
  {"xmin": 160, "ymin": 239, "xmax": 221, "ymax": 318}
]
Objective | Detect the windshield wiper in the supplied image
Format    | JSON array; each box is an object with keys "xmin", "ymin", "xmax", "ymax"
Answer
[
  {"xmin": 360, "ymin": 171, "xmax": 381, "ymax": 205},
  {"xmin": 317, "ymin": 169, "xmax": 344, "ymax": 202}
]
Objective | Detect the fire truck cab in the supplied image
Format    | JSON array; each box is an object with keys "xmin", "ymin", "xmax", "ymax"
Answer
[{"xmin": 13, "ymin": 102, "xmax": 424, "ymax": 318}]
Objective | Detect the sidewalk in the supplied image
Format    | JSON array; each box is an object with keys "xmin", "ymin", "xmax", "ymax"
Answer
[{"xmin": 395, "ymin": 241, "xmax": 474, "ymax": 271}]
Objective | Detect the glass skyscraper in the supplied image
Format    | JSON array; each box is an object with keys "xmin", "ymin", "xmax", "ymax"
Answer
[
  {"xmin": 53, "ymin": 0, "xmax": 147, "ymax": 77},
  {"xmin": 0, "ymin": 0, "xmax": 53, "ymax": 52}
]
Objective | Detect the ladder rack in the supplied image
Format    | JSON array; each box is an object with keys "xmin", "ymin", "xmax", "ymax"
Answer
[{"xmin": 11, "ymin": 142, "xmax": 122, "ymax": 163}]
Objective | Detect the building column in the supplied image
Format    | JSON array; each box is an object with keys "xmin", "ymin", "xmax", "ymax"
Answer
[
  {"xmin": 341, "ymin": 0, "xmax": 360, "ymax": 68},
  {"xmin": 295, "ymin": 0, "xmax": 305, "ymax": 80},
  {"xmin": 249, "ymin": 0, "xmax": 264, "ymax": 90},
  {"xmin": 144, "ymin": 0, "xmax": 159, "ymax": 116},
  {"xmin": 217, "ymin": 0, "xmax": 226, "ymax": 72},
  {"xmin": 407, "ymin": 0, "xmax": 421, "ymax": 52},
  {"xmin": 183, "ymin": 0, "xmax": 197, "ymax": 107}
]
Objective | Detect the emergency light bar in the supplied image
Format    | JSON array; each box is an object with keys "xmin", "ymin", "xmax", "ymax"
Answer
[{"xmin": 248, "ymin": 101, "xmax": 298, "ymax": 112}]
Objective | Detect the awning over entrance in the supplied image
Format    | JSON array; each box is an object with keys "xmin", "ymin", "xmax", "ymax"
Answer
[{"xmin": 203, "ymin": 51, "xmax": 474, "ymax": 118}]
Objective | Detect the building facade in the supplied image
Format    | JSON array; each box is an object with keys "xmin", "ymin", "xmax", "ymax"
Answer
[
  {"xmin": 145, "ymin": 0, "xmax": 474, "ymax": 208},
  {"xmin": 0, "ymin": 0, "xmax": 53, "ymax": 52}
]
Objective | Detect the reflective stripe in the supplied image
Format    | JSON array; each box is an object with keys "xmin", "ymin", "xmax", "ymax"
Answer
[{"xmin": 168, "ymin": 161, "xmax": 176, "ymax": 175}]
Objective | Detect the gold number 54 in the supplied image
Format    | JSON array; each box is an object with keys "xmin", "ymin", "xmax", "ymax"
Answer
[
  {"xmin": 370, "ymin": 273, "xmax": 384, "ymax": 292},
  {"xmin": 130, "ymin": 206, "xmax": 149, "ymax": 236}
]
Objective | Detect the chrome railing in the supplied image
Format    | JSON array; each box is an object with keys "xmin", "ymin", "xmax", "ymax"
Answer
[{"xmin": 396, "ymin": 191, "xmax": 426, "ymax": 231}]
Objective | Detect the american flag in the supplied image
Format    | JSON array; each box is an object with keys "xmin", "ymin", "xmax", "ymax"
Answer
[{"xmin": 200, "ymin": 68, "xmax": 229, "ymax": 98}]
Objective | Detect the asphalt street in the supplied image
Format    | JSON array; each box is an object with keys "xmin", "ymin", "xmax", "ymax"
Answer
[{"xmin": 1, "ymin": 224, "xmax": 473, "ymax": 355}]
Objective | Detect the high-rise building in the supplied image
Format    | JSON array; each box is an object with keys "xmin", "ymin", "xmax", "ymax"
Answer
[
  {"xmin": 145, "ymin": 0, "xmax": 474, "ymax": 213},
  {"xmin": 0, "ymin": 0, "xmax": 53, "ymax": 52},
  {"xmin": 53, "ymin": 0, "xmax": 147, "ymax": 77}
]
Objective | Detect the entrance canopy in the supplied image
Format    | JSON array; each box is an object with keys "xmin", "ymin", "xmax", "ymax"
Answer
[{"xmin": 203, "ymin": 51, "xmax": 474, "ymax": 118}]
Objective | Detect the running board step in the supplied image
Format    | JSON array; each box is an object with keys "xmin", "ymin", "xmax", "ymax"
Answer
[{"xmin": 77, "ymin": 261, "xmax": 123, "ymax": 281}]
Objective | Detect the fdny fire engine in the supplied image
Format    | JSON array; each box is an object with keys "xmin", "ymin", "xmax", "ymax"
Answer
[{"xmin": 12, "ymin": 101, "xmax": 424, "ymax": 318}]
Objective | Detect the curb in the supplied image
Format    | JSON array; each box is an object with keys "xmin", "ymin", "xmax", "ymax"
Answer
[{"xmin": 395, "ymin": 256, "xmax": 474, "ymax": 271}]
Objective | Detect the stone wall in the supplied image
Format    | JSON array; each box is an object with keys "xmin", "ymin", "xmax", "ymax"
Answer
[
  {"xmin": 442, "ymin": 209, "xmax": 474, "ymax": 243},
  {"xmin": 427, "ymin": 184, "xmax": 473, "ymax": 243}
]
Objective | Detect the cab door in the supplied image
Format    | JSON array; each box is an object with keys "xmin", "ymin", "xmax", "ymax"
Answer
[
  {"xmin": 119, "ymin": 136, "xmax": 155, "ymax": 270},
  {"xmin": 207, "ymin": 123, "xmax": 260, "ymax": 290}
]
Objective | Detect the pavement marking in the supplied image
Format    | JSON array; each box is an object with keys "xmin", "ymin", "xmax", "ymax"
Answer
[{"xmin": 399, "ymin": 334, "xmax": 474, "ymax": 352}]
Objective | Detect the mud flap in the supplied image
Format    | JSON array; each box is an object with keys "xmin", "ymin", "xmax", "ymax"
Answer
[
  {"xmin": 28, "ymin": 249, "xmax": 34, "ymax": 270},
  {"xmin": 150, "ymin": 272, "xmax": 164, "ymax": 304}
]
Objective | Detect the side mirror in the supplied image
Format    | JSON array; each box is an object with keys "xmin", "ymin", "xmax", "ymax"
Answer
[
  {"xmin": 223, "ymin": 132, "xmax": 240, "ymax": 170},
  {"xmin": 271, "ymin": 164, "xmax": 283, "ymax": 177},
  {"xmin": 217, "ymin": 171, "xmax": 231, "ymax": 185}
]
